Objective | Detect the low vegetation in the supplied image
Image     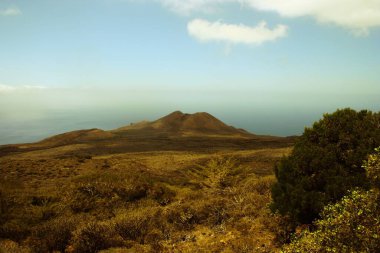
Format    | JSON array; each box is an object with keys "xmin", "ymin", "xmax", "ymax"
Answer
[
  {"xmin": 1, "ymin": 108, "xmax": 380, "ymax": 252},
  {"xmin": 0, "ymin": 148, "xmax": 290, "ymax": 252}
]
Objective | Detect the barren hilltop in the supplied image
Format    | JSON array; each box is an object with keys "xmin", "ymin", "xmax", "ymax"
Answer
[
  {"xmin": 0, "ymin": 111, "xmax": 294, "ymax": 156},
  {"xmin": 114, "ymin": 111, "xmax": 251, "ymax": 137}
]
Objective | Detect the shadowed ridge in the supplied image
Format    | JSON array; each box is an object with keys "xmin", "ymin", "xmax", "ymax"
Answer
[
  {"xmin": 0, "ymin": 128, "xmax": 116, "ymax": 154},
  {"xmin": 38, "ymin": 128, "xmax": 115, "ymax": 146}
]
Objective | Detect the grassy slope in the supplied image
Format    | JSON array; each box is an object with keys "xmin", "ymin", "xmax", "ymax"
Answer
[{"xmin": 0, "ymin": 145, "xmax": 292, "ymax": 253}]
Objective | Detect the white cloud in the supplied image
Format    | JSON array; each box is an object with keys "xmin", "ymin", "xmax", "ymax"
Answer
[
  {"xmin": 0, "ymin": 85, "xmax": 16, "ymax": 93},
  {"xmin": 0, "ymin": 84, "xmax": 47, "ymax": 94},
  {"xmin": 0, "ymin": 6, "xmax": 22, "ymax": 16},
  {"xmin": 158, "ymin": 0, "xmax": 234, "ymax": 15},
  {"xmin": 156, "ymin": 0, "xmax": 380, "ymax": 35},
  {"xmin": 245, "ymin": 0, "xmax": 380, "ymax": 36},
  {"xmin": 22, "ymin": 85, "xmax": 47, "ymax": 90},
  {"xmin": 187, "ymin": 19, "xmax": 288, "ymax": 45}
]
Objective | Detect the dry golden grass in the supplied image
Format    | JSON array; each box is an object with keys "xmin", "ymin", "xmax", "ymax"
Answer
[{"xmin": 0, "ymin": 143, "xmax": 291, "ymax": 252}]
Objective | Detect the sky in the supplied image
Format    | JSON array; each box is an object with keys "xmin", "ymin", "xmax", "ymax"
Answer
[{"xmin": 0, "ymin": 0, "xmax": 380, "ymax": 144}]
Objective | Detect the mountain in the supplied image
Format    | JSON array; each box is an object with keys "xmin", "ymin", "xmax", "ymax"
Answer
[
  {"xmin": 0, "ymin": 111, "xmax": 295, "ymax": 156},
  {"xmin": 114, "ymin": 111, "xmax": 252, "ymax": 137}
]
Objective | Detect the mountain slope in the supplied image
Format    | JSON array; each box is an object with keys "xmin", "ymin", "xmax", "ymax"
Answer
[
  {"xmin": 0, "ymin": 111, "xmax": 295, "ymax": 156},
  {"xmin": 114, "ymin": 111, "xmax": 252, "ymax": 137},
  {"xmin": 38, "ymin": 128, "xmax": 115, "ymax": 146}
]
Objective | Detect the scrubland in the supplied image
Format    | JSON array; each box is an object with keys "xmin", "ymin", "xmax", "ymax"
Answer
[{"xmin": 0, "ymin": 146, "xmax": 292, "ymax": 253}]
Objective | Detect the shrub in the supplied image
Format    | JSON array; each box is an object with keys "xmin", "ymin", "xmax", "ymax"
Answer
[
  {"xmin": 99, "ymin": 244, "xmax": 152, "ymax": 253},
  {"xmin": 192, "ymin": 197, "xmax": 230, "ymax": 226},
  {"xmin": 70, "ymin": 221, "xmax": 124, "ymax": 253},
  {"xmin": 113, "ymin": 211, "xmax": 152, "ymax": 242},
  {"xmin": 197, "ymin": 158, "xmax": 240, "ymax": 189},
  {"xmin": 165, "ymin": 203, "xmax": 197, "ymax": 230},
  {"xmin": 26, "ymin": 215, "xmax": 81, "ymax": 253},
  {"xmin": 271, "ymin": 108, "xmax": 380, "ymax": 224},
  {"xmin": 0, "ymin": 187, "xmax": 31, "ymax": 241},
  {"xmin": 283, "ymin": 189, "xmax": 380, "ymax": 253},
  {"xmin": 147, "ymin": 183, "xmax": 176, "ymax": 206},
  {"xmin": 0, "ymin": 220, "xmax": 30, "ymax": 242},
  {"xmin": 0, "ymin": 240, "xmax": 31, "ymax": 253},
  {"xmin": 68, "ymin": 174, "xmax": 149, "ymax": 213},
  {"xmin": 364, "ymin": 147, "xmax": 380, "ymax": 189},
  {"xmin": 283, "ymin": 148, "xmax": 380, "ymax": 252}
]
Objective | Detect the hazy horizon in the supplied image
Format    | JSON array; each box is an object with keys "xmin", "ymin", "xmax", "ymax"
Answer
[
  {"xmin": 1, "ymin": 0, "xmax": 379, "ymax": 144},
  {"xmin": 1, "ymin": 99, "xmax": 379, "ymax": 145}
]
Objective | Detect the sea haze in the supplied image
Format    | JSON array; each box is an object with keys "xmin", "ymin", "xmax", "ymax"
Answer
[
  {"xmin": 1, "ymin": 88, "xmax": 379, "ymax": 145},
  {"xmin": 0, "ymin": 110, "xmax": 299, "ymax": 145}
]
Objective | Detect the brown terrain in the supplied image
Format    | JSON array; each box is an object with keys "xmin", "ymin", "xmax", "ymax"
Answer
[
  {"xmin": 0, "ymin": 111, "xmax": 294, "ymax": 157},
  {"xmin": 0, "ymin": 111, "xmax": 295, "ymax": 252}
]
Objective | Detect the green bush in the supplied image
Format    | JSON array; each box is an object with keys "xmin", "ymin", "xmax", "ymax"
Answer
[
  {"xmin": 283, "ymin": 189, "xmax": 380, "ymax": 253},
  {"xmin": 271, "ymin": 108, "xmax": 380, "ymax": 224},
  {"xmin": 364, "ymin": 147, "xmax": 380, "ymax": 189},
  {"xmin": 283, "ymin": 148, "xmax": 380, "ymax": 252}
]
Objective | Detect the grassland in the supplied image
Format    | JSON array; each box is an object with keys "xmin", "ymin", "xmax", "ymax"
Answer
[{"xmin": 0, "ymin": 139, "xmax": 292, "ymax": 253}]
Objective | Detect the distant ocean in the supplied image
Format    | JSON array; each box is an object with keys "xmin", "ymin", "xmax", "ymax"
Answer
[
  {"xmin": 0, "ymin": 109, "xmax": 130, "ymax": 145},
  {"xmin": 0, "ymin": 108, "xmax": 315, "ymax": 145},
  {"xmin": 2, "ymin": 86, "xmax": 379, "ymax": 145}
]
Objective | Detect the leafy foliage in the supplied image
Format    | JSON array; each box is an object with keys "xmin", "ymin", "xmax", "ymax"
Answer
[
  {"xmin": 364, "ymin": 147, "xmax": 380, "ymax": 189},
  {"xmin": 283, "ymin": 148, "xmax": 380, "ymax": 252},
  {"xmin": 271, "ymin": 108, "xmax": 380, "ymax": 224}
]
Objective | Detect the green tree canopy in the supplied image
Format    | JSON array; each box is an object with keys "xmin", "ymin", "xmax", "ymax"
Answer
[
  {"xmin": 282, "ymin": 147, "xmax": 380, "ymax": 253},
  {"xmin": 271, "ymin": 108, "xmax": 380, "ymax": 224}
]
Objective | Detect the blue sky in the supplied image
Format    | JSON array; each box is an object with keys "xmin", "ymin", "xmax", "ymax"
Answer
[{"xmin": 0, "ymin": 0, "xmax": 380, "ymax": 143}]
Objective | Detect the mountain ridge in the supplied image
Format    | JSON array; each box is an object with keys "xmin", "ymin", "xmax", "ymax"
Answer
[
  {"xmin": 0, "ymin": 111, "xmax": 296, "ymax": 156},
  {"xmin": 114, "ymin": 111, "xmax": 253, "ymax": 137}
]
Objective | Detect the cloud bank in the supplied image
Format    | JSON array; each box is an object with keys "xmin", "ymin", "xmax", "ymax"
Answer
[
  {"xmin": 188, "ymin": 19, "xmax": 288, "ymax": 45},
  {"xmin": 0, "ymin": 84, "xmax": 47, "ymax": 93},
  {"xmin": 0, "ymin": 6, "xmax": 22, "ymax": 16},
  {"xmin": 158, "ymin": 0, "xmax": 380, "ymax": 35},
  {"xmin": 159, "ymin": 0, "xmax": 234, "ymax": 15},
  {"xmin": 246, "ymin": 0, "xmax": 380, "ymax": 36}
]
